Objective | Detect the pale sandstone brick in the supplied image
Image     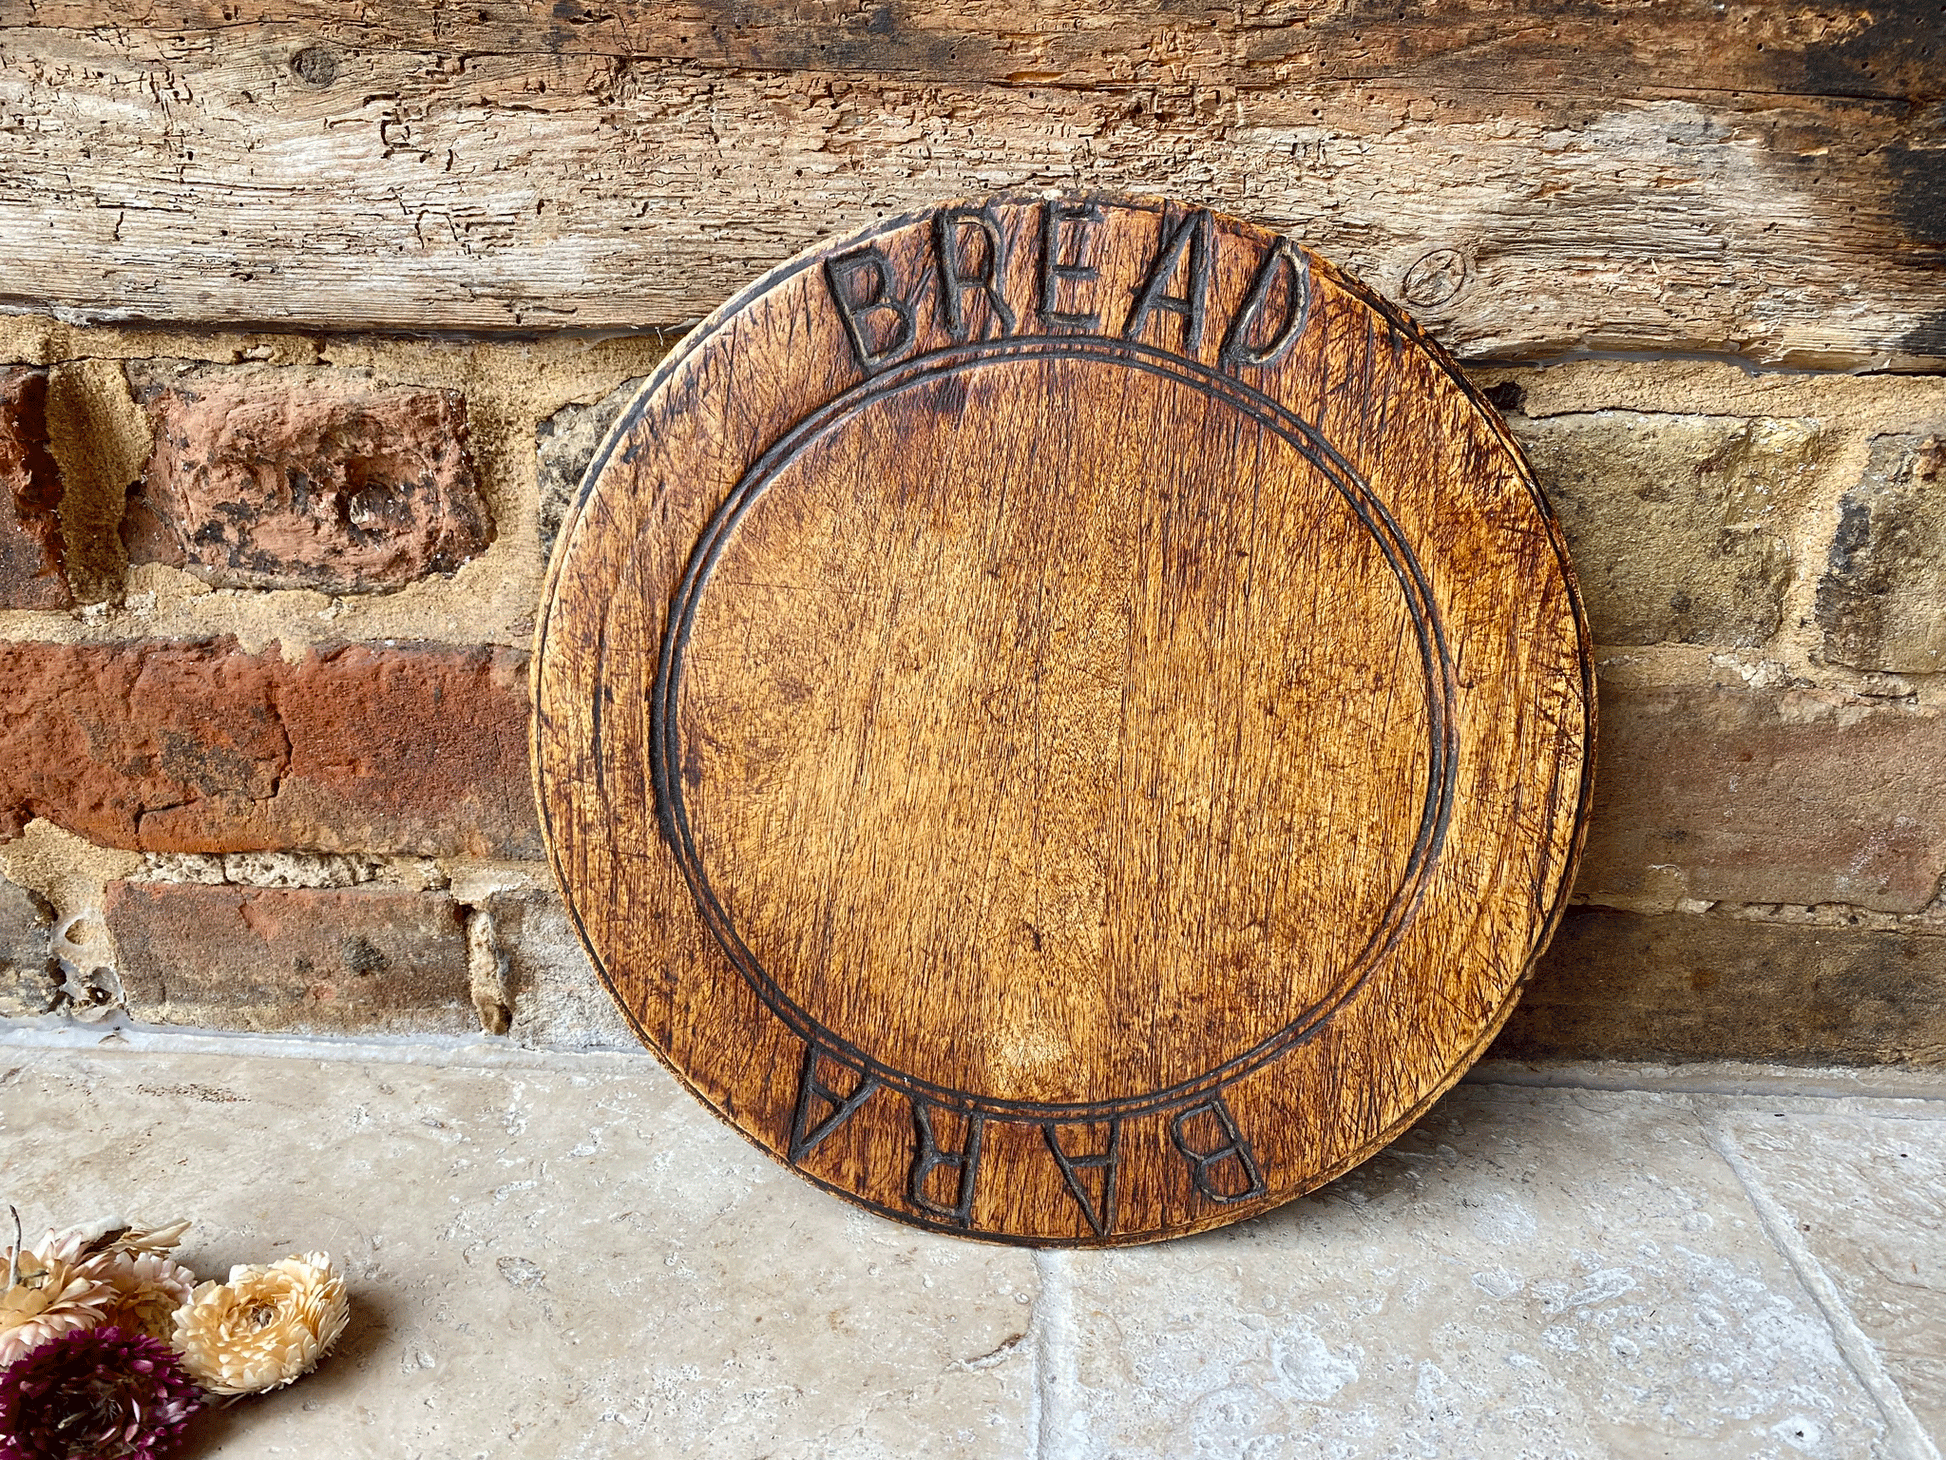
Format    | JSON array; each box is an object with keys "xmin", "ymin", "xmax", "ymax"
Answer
[
  {"xmin": 0, "ymin": 876, "xmax": 58, "ymax": 1017},
  {"xmin": 1817, "ymin": 430, "xmax": 1946, "ymax": 673},
  {"xmin": 485, "ymin": 889, "xmax": 637, "ymax": 1052},
  {"xmin": 1512, "ymin": 411, "xmax": 1826, "ymax": 648},
  {"xmin": 533, "ymin": 374, "xmax": 648, "ymax": 558}
]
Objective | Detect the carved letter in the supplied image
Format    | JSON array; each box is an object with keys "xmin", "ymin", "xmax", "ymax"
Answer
[
  {"xmin": 910, "ymin": 1099, "xmax": 985, "ymax": 1227},
  {"xmin": 1220, "ymin": 238, "xmax": 1312, "ymax": 374},
  {"xmin": 935, "ymin": 206, "xmax": 1016, "ymax": 342},
  {"xmin": 788, "ymin": 1044, "xmax": 881, "ymax": 1164},
  {"xmin": 1170, "ymin": 1094, "xmax": 1266, "ymax": 1204},
  {"xmin": 1039, "ymin": 200, "xmax": 1105, "ymax": 331},
  {"xmin": 1043, "ymin": 1120, "xmax": 1121, "ymax": 1237},
  {"xmin": 824, "ymin": 244, "xmax": 915, "ymax": 372},
  {"xmin": 1123, "ymin": 208, "xmax": 1213, "ymax": 354}
]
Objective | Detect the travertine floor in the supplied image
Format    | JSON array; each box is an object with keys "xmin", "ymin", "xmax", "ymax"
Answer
[{"xmin": 1, "ymin": 1030, "xmax": 1939, "ymax": 1460}]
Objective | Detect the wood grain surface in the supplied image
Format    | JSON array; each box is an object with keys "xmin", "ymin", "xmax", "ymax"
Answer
[
  {"xmin": 3, "ymin": 1, "xmax": 1941, "ymax": 364},
  {"xmin": 533, "ymin": 193, "xmax": 1594, "ymax": 1245}
]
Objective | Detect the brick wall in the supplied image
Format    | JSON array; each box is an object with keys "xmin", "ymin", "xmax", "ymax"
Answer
[
  {"xmin": 1, "ymin": 318, "xmax": 1941, "ymax": 1065},
  {"xmin": 0, "ymin": 323, "xmax": 659, "ymax": 1049}
]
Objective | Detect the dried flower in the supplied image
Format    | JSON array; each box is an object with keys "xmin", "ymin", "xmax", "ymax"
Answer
[
  {"xmin": 33, "ymin": 1221, "xmax": 190, "ymax": 1267},
  {"xmin": 99, "ymin": 1223, "xmax": 190, "ymax": 1261},
  {"xmin": 0, "ymin": 1324, "xmax": 203, "ymax": 1460},
  {"xmin": 0, "ymin": 1253, "xmax": 111, "ymax": 1369},
  {"xmin": 78, "ymin": 1254, "xmax": 197, "ymax": 1348},
  {"xmin": 0, "ymin": 1215, "xmax": 193, "ymax": 1367},
  {"xmin": 16, "ymin": 1231, "xmax": 91, "ymax": 1268},
  {"xmin": 171, "ymin": 1253, "xmax": 349, "ymax": 1396}
]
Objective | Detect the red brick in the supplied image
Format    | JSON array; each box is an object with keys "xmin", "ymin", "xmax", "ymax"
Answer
[
  {"xmin": 126, "ymin": 370, "xmax": 492, "ymax": 593},
  {"xmin": 0, "ymin": 368, "xmax": 69, "ymax": 609},
  {"xmin": 0, "ymin": 638, "xmax": 539, "ymax": 858},
  {"xmin": 1495, "ymin": 907, "xmax": 1946, "ymax": 1066},
  {"xmin": 107, "ymin": 881, "xmax": 474, "ymax": 1033},
  {"xmin": 1579, "ymin": 681, "xmax": 1946, "ymax": 913}
]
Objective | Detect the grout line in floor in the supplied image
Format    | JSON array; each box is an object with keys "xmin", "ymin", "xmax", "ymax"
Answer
[
  {"xmin": 1032, "ymin": 1249, "xmax": 1080, "ymax": 1460},
  {"xmin": 1026, "ymin": 1251, "xmax": 1046, "ymax": 1460},
  {"xmin": 1700, "ymin": 1110, "xmax": 1944, "ymax": 1460}
]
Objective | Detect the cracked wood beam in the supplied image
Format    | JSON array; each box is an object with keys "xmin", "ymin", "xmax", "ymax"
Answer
[
  {"xmin": 0, "ymin": 1, "xmax": 1940, "ymax": 360},
  {"xmin": 13, "ymin": 0, "xmax": 1944, "ymax": 100}
]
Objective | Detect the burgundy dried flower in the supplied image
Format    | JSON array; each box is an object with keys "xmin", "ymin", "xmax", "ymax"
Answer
[{"xmin": 0, "ymin": 1325, "xmax": 203, "ymax": 1460}]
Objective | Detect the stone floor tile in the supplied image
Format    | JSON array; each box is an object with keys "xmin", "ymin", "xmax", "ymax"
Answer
[
  {"xmin": 0, "ymin": 1042, "xmax": 1037, "ymax": 1460},
  {"xmin": 1054, "ymin": 1082, "xmax": 1894, "ymax": 1460},
  {"xmin": 1708, "ymin": 1098, "xmax": 1946, "ymax": 1451}
]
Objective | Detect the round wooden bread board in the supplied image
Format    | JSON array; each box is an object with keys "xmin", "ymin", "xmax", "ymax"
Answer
[{"xmin": 533, "ymin": 193, "xmax": 1593, "ymax": 1246}]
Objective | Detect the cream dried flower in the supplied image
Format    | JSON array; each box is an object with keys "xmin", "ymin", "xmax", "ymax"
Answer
[
  {"xmin": 0, "ymin": 1250, "xmax": 111, "ymax": 1368},
  {"xmin": 80, "ymin": 1249, "xmax": 199, "ymax": 1346},
  {"xmin": 172, "ymin": 1252, "xmax": 349, "ymax": 1396}
]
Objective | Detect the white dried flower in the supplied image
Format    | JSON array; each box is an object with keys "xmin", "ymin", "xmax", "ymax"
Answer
[
  {"xmin": 172, "ymin": 1252, "xmax": 349, "ymax": 1395},
  {"xmin": 79, "ymin": 1248, "xmax": 200, "ymax": 1345},
  {"xmin": 0, "ymin": 1250, "xmax": 112, "ymax": 1367},
  {"xmin": 36, "ymin": 1217, "xmax": 192, "ymax": 1264},
  {"xmin": 107, "ymin": 1219, "xmax": 193, "ymax": 1258}
]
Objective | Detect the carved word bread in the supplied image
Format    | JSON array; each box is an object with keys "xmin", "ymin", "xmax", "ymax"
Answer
[{"xmin": 533, "ymin": 193, "xmax": 1593, "ymax": 1246}]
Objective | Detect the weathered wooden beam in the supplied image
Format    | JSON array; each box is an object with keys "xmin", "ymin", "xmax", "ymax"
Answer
[
  {"xmin": 0, "ymin": 3, "xmax": 1940, "ymax": 359},
  {"xmin": 13, "ymin": 0, "xmax": 1943, "ymax": 101}
]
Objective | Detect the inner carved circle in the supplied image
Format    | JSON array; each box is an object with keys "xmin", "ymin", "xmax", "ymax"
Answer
[{"xmin": 670, "ymin": 354, "xmax": 1432, "ymax": 1107}]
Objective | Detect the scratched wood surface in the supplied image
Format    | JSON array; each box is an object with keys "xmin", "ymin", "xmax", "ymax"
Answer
[
  {"xmin": 2, "ymin": 1, "xmax": 1942, "ymax": 364},
  {"xmin": 533, "ymin": 193, "xmax": 1594, "ymax": 1245}
]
